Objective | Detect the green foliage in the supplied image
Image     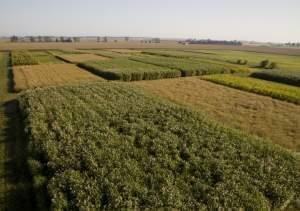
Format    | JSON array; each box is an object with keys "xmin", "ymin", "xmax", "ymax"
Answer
[
  {"xmin": 19, "ymin": 82, "xmax": 300, "ymax": 210},
  {"xmin": 202, "ymin": 74, "xmax": 300, "ymax": 104},
  {"xmin": 78, "ymin": 58, "xmax": 181, "ymax": 81},
  {"xmin": 30, "ymin": 51, "xmax": 63, "ymax": 64},
  {"xmin": 259, "ymin": 60, "xmax": 270, "ymax": 68},
  {"xmin": 11, "ymin": 50, "xmax": 39, "ymax": 66},
  {"xmin": 251, "ymin": 69, "xmax": 300, "ymax": 87},
  {"xmin": 131, "ymin": 55, "xmax": 249, "ymax": 76}
]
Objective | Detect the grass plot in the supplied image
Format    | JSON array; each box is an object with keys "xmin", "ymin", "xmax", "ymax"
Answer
[
  {"xmin": 55, "ymin": 53, "xmax": 109, "ymax": 63},
  {"xmin": 13, "ymin": 64, "xmax": 103, "ymax": 91}
]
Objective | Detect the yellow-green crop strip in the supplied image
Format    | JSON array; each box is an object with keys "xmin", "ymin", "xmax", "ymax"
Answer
[{"xmin": 202, "ymin": 74, "xmax": 300, "ymax": 104}]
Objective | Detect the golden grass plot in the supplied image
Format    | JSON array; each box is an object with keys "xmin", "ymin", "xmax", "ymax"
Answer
[
  {"xmin": 13, "ymin": 64, "xmax": 104, "ymax": 91},
  {"xmin": 134, "ymin": 77, "xmax": 300, "ymax": 151},
  {"xmin": 56, "ymin": 53, "xmax": 109, "ymax": 63}
]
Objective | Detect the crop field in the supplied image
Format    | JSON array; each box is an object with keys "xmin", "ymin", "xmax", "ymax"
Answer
[
  {"xmin": 187, "ymin": 49, "xmax": 300, "ymax": 71},
  {"xmin": 203, "ymin": 74, "xmax": 300, "ymax": 104},
  {"xmin": 19, "ymin": 82, "xmax": 300, "ymax": 210},
  {"xmin": 13, "ymin": 64, "xmax": 103, "ymax": 91},
  {"xmin": 11, "ymin": 50, "xmax": 39, "ymax": 66},
  {"xmin": 54, "ymin": 53, "xmax": 109, "ymax": 63},
  {"xmin": 0, "ymin": 47, "xmax": 299, "ymax": 210},
  {"xmin": 109, "ymin": 49, "xmax": 142, "ymax": 54},
  {"xmin": 251, "ymin": 69, "xmax": 300, "ymax": 87},
  {"xmin": 29, "ymin": 51, "xmax": 63, "ymax": 64},
  {"xmin": 79, "ymin": 58, "xmax": 181, "ymax": 81},
  {"xmin": 80, "ymin": 49, "xmax": 131, "ymax": 58},
  {"xmin": 133, "ymin": 77, "xmax": 300, "ymax": 151},
  {"xmin": 131, "ymin": 54, "xmax": 250, "ymax": 76}
]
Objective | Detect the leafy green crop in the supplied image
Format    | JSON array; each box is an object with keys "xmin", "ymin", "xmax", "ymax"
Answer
[
  {"xmin": 78, "ymin": 58, "xmax": 181, "ymax": 81},
  {"xmin": 203, "ymin": 74, "xmax": 300, "ymax": 104},
  {"xmin": 131, "ymin": 55, "xmax": 249, "ymax": 76},
  {"xmin": 251, "ymin": 69, "xmax": 300, "ymax": 87},
  {"xmin": 11, "ymin": 50, "xmax": 39, "ymax": 66},
  {"xmin": 19, "ymin": 82, "xmax": 300, "ymax": 210}
]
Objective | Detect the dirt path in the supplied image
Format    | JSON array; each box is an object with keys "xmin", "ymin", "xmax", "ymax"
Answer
[{"xmin": 0, "ymin": 52, "xmax": 34, "ymax": 210}]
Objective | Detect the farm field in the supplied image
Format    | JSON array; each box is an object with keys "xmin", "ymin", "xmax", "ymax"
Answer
[
  {"xmin": 29, "ymin": 51, "xmax": 63, "ymax": 64},
  {"xmin": 0, "ymin": 52, "xmax": 33, "ymax": 210},
  {"xmin": 0, "ymin": 48, "xmax": 299, "ymax": 210},
  {"xmin": 186, "ymin": 49, "xmax": 300, "ymax": 71},
  {"xmin": 53, "ymin": 53, "xmax": 109, "ymax": 63},
  {"xmin": 79, "ymin": 58, "xmax": 181, "ymax": 81},
  {"xmin": 20, "ymin": 82, "xmax": 300, "ymax": 210},
  {"xmin": 203, "ymin": 74, "xmax": 300, "ymax": 104},
  {"xmin": 13, "ymin": 64, "xmax": 103, "ymax": 91},
  {"xmin": 79, "ymin": 49, "xmax": 131, "ymax": 58},
  {"xmin": 131, "ymin": 54, "xmax": 250, "ymax": 76},
  {"xmin": 251, "ymin": 69, "xmax": 300, "ymax": 87},
  {"xmin": 1, "ymin": 41, "xmax": 300, "ymax": 56},
  {"xmin": 133, "ymin": 77, "xmax": 300, "ymax": 151}
]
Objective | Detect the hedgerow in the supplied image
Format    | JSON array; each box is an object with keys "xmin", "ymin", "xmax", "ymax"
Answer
[
  {"xmin": 19, "ymin": 82, "xmax": 300, "ymax": 210},
  {"xmin": 251, "ymin": 69, "xmax": 300, "ymax": 87},
  {"xmin": 202, "ymin": 74, "xmax": 300, "ymax": 104},
  {"xmin": 11, "ymin": 50, "xmax": 39, "ymax": 66},
  {"xmin": 78, "ymin": 58, "xmax": 181, "ymax": 81}
]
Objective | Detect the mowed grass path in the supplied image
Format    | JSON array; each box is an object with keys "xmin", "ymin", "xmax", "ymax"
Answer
[
  {"xmin": 0, "ymin": 52, "xmax": 34, "ymax": 210},
  {"xmin": 134, "ymin": 77, "xmax": 300, "ymax": 151}
]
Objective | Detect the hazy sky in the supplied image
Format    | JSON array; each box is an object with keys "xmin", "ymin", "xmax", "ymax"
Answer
[{"xmin": 0, "ymin": 0, "xmax": 299, "ymax": 42}]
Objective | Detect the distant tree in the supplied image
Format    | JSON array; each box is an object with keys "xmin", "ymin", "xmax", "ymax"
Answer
[
  {"xmin": 152, "ymin": 38, "xmax": 160, "ymax": 43},
  {"xmin": 259, "ymin": 60, "xmax": 269, "ymax": 68},
  {"xmin": 73, "ymin": 37, "xmax": 80, "ymax": 42},
  {"xmin": 10, "ymin": 36, "xmax": 19, "ymax": 42},
  {"xmin": 29, "ymin": 36, "xmax": 36, "ymax": 42},
  {"xmin": 44, "ymin": 36, "xmax": 52, "ymax": 42},
  {"xmin": 103, "ymin": 37, "xmax": 108, "ymax": 42},
  {"xmin": 267, "ymin": 62, "xmax": 277, "ymax": 69},
  {"xmin": 60, "ymin": 37, "xmax": 65, "ymax": 42},
  {"xmin": 97, "ymin": 37, "xmax": 101, "ymax": 42},
  {"xmin": 37, "ymin": 36, "xmax": 43, "ymax": 42},
  {"xmin": 114, "ymin": 40, "xmax": 118, "ymax": 43},
  {"xmin": 125, "ymin": 37, "xmax": 129, "ymax": 42}
]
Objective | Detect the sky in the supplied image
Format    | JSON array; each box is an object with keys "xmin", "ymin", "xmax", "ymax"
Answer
[{"xmin": 0, "ymin": 0, "xmax": 299, "ymax": 43}]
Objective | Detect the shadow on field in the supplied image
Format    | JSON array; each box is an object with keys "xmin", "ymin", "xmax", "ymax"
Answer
[
  {"xmin": 6, "ymin": 54, "xmax": 15, "ymax": 94},
  {"xmin": 0, "ymin": 99, "xmax": 35, "ymax": 211}
]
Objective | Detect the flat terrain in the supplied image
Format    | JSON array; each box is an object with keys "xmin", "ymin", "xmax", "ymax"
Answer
[
  {"xmin": 134, "ymin": 77, "xmax": 300, "ymax": 151},
  {"xmin": 13, "ymin": 64, "xmax": 103, "ymax": 91},
  {"xmin": 19, "ymin": 82, "xmax": 300, "ymax": 210},
  {"xmin": 54, "ymin": 53, "xmax": 108, "ymax": 63},
  {"xmin": 0, "ymin": 53, "xmax": 33, "ymax": 210},
  {"xmin": 203, "ymin": 74, "xmax": 300, "ymax": 104},
  {"xmin": 1, "ymin": 41, "xmax": 300, "ymax": 56},
  {"xmin": 0, "ymin": 47, "xmax": 300, "ymax": 210}
]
